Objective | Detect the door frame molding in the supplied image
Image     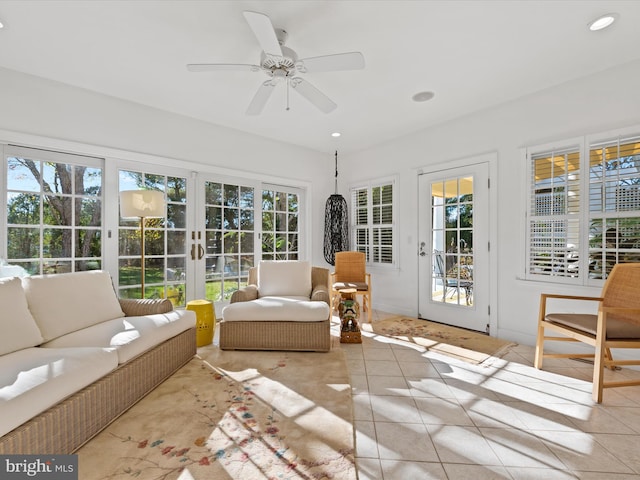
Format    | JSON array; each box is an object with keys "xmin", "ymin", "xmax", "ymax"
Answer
[{"xmin": 416, "ymin": 151, "xmax": 498, "ymax": 336}]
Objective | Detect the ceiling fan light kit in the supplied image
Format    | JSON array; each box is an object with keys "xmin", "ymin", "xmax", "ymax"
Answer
[{"xmin": 187, "ymin": 10, "xmax": 365, "ymax": 115}]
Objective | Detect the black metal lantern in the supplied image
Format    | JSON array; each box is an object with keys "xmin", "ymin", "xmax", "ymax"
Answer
[{"xmin": 324, "ymin": 151, "xmax": 349, "ymax": 265}]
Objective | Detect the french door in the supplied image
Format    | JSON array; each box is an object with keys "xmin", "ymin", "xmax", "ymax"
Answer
[
  {"xmin": 418, "ymin": 162, "xmax": 490, "ymax": 332},
  {"xmin": 192, "ymin": 175, "xmax": 304, "ymax": 303}
]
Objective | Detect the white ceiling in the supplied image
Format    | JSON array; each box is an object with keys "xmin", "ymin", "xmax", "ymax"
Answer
[{"xmin": 0, "ymin": 1, "xmax": 639, "ymax": 155}]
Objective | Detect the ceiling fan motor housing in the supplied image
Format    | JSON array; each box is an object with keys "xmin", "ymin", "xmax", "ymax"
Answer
[{"xmin": 261, "ymin": 45, "xmax": 298, "ymax": 75}]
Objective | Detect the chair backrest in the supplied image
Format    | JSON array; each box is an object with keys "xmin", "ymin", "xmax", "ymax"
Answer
[
  {"xmin": 433, "ymin": 250, "xmax": 445, "ymax": 277},
  {"xmin": 601, "ymin": 263, "xmax": 640, "ymax": 325},
  {"xmin": 334, "ymin": 251, "xmax": 366, "ymax": 283},
  {"xmin": 246, "ymin": 264, "xmax": 329, "ymax": 296}
]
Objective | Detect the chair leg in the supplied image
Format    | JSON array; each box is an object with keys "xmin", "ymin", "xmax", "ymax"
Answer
[
  {"xmin": 534, "ymin": 295, "xmax": 547, "ymax": 369},
  {"xmin": 534, "ymin": 323, "xmax": 545, "ymax": 369},
  {"xmin": 592, "ymin": 315, "xmax": 607, "ymax": 403}
]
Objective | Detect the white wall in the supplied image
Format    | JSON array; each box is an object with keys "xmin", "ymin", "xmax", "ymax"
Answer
[
  {"xmin": 0, "ymin": 66, "xmax": 334, "ymax": 266},
  {"xmin": 340, "ymin": 59, "xmax": 640, "ymax": 346}
]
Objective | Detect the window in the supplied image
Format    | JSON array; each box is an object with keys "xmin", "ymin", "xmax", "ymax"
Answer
[
  {"xmin": 526, "ymin": 131, "xmax": 640, "ymax": 284},
  {"xmin": 261, "ymin": 186, "xmax": 300, "ymax": 260},
  {"xmin": 351, "ymin": 178, "xmax": 396, "ymax": 265},
  {"xmin": 4, "ymin": 146, "xmax": 103, "ymax": 275}
]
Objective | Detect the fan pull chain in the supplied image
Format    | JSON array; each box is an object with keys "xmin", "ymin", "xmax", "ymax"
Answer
[{"xmin": 286, "ymin": 79, "xmax": 290, "ymax": 111}]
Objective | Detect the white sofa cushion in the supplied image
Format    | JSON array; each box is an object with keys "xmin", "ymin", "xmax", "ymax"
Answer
[
  {"xmin": 0, "ymin": 346, "xmax": 118, "ymax": 438},
  {"xmin": 0, "ymin": 277, "xmax": 43, "ymax": 355},
  {"xmin": 23, "ymin": 270, "xmax": 124, "ymax": 342},
  {"xmin": 42, "ymin": 310, "xmax": 196, "ymax": 364},
  {"xmin": 222, "ymin": 296, "xmax": 330, "ymax": 322},
  {"xmin": 258, "ymin": 260, "xmax": 312, "ymax": 298}
]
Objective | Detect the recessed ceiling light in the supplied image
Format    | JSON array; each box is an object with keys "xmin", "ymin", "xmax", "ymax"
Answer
[
  {"xmin": 588, "ymin": 13, "xmax": 618, "ymax": 31},
  {"xmin": 0, "ymin": 20, "xmax": 4, "ymax": 29},
  {"xmin": 331, "ymin": 132, "xmax": 341, "ymax": 138},
  {"xmin": 412, "ymin": 91, "xmax": 435, "ymax": 102}
]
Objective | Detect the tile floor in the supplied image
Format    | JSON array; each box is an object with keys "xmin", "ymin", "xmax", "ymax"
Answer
[{"xmin": 341, "ymin": 311, "xmax": 640, "ymax": 480}]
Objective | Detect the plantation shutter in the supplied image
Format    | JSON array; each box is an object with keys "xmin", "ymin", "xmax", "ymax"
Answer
[
  {"xmin": 527, "ymin": 146, "xmax": 581, "ymax": 280},
  {"xmin": 588, "ymin": 136, "xmax": 640, "ymax": 280}
]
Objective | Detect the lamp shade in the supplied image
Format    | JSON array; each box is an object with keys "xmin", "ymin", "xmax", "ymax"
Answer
[{"xmin": 120, "ymin": 190, "xmax": 165, "ymax": 218}]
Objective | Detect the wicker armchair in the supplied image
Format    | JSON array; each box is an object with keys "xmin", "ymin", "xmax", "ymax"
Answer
[
  {"xmin": 535, "ymin": 263, "xmax": 640, "ymax": 402},
  {"xmin": 331, "ymin": 251, "xmax": 372, "ymax": 322}
]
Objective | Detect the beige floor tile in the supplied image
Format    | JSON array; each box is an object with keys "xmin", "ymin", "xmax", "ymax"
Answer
[
  {"xmin": 405, "ymin": 377, "xmax": 457, "ymax": 399},
  {"xmin": 535, "ymin": 430, "xmax": 636, "ymax": 474},
  {"xmin": 354, "ymin": 420, "xmax": 379, "ymax": 458},
  {"xmin": 370, "ymin": 395, "xmax": 422, "ymax": 423},
  {"xmin": 366, "ymin": 375, "xmax": 412, "ymax": 397},
  {"xmin": 480, "ymin": 426, "xmax": 566, "ymax": 469},
  {"xmin": 398, "ymin": 360, "xmax": 441, "ymax": 378},
  {"xmin": 505, "ymin": 467, "xmax": 580, "ymax": 479},
  {"xmin": 414, "ymin": 397, "xmax": 475, "ymax": 426},
  {"xmin": 427, "ymin": 424, "xmax": 501, "ymax": 465},
  {"xmin": 380, "ymin": 460, "xmax": 448, "ymax": 479},
  {"xmin": 350, "ymin": 373, "xmax": 369, "ymax": 395},
  {"xmin": 376, "ymin": 422, "xmax": 439, "ymax": 461},
  {"xmin": 365, "ymin": 359, "xmax": 403, "ymax": 376},
  {"xmin": 443, "ymin": 463, "xmax": 512, "ymax": 480},
  {"xmin": 355, "ymin": 457, "xmax": 383, "ymax": 480},
  {"xmin": 353, "ymin": 393, "xmax": 374, "ymax": 421}
]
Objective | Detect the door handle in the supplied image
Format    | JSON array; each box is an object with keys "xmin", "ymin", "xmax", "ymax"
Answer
[
  {"xmin": 198, "ymin": 244, "xmax": 204, "ymax": 260},
  {"xmin": 419, "ymin": 241, "xmax": 427, "ymax": 256},
  {"xmin": 190, "ymin": 244, "xmax": 196, "ymax": 260}
]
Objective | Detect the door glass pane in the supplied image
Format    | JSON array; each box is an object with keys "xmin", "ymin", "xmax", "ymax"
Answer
[
  {"xmin": 205, "ymin": 181, "xmax": 255, "ymax": 302},
  {"xmin": 432, "ymin": 176, "xmax": 474, "ymax": 306},
  {"xmin": 262, "ymin": 189, "xmax": 299, "ymax": 260},
  {"xmin": 118, "ymin": 169, "xmax": 187, "ymax": 306}
]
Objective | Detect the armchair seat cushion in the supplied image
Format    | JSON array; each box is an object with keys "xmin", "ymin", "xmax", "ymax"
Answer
[
  {"xmin": 333, "ymin": 281, "xmax": 369, "ymax": 291},
  {"xmin": 546, "ymin": 313, "xmax": 640, "ymax": 339},
  {"xmin": 222, "ymin": 296, "xmax": 330, "ymax": 322}
]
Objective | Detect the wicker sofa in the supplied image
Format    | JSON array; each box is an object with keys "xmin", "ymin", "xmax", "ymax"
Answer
[
  {"xmin": 220, "ymin": 261, "xmax": 331, "ymax": 352},
  {"xmin": 0, "ymin": 270, "xmax": 196, "ymax": 454}
]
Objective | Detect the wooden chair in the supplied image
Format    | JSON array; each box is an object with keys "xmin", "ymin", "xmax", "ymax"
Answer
[
  {"xmin": 535, "ymin": 263, "xmax": 640, "ymax": 402},
  {"xmin": 331, "ymin": 251, "xmax": 372, "ymax": 322}
]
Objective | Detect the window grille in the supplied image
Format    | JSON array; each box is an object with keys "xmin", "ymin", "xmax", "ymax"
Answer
[{"xmin": 350, "ymin": 178, "xmax": 396, "ymax": 266}]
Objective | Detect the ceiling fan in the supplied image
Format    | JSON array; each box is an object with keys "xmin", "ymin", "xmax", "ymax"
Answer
[{"xmin": 187, "ymin": 10, "xmax": 365, "ymax": 115}]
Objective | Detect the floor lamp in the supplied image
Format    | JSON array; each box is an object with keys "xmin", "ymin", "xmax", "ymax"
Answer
[{"xmin": 120, "ymin": 190, "xmax": 165, "ymax": 299}]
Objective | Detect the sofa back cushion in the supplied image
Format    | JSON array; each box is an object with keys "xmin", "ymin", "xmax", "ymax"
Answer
[
  {"xmin": 258, "ymin": 260, "xmax": 312, "ymax": 298},
  {"xmin": 0, "ymin": 277, "xmax": 44, "ymax": 355},
  {"xmin": 23, "ymin": 270, "xmax": 124, "ymax": 342}
]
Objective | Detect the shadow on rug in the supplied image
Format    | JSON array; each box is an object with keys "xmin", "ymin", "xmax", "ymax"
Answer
[
  {"xmin": 363, "ymin": 316, "xmax": 516, "ymax": 365},
  {"xmin": 77, "ymin": 344, "xmax": 355, "ymax": 480}
]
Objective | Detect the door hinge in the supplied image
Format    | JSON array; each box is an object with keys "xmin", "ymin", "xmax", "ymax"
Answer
[
  {"xmin": 488, "ymin": 305, "xmax": 491, "ymax": 315},
  {"xmin": 488, "ymin": 178, "xmax": 490, "ymax": 189},
  {"xmin": 488, "ymin": 241, "xmax": 490, "ymax": 252}
]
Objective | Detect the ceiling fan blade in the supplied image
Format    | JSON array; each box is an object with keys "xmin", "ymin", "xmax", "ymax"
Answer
[
  {"xmin": 290, "ymin": 78, "xmax": 337, "ymax": 114},
  {"xmin": 243, "ymin": 11, "xmax": 283, "ymax": 57},
  {"xmin": 297, "ymin": 52, "xmax": 365, "ymax": 73},
  {"xmin": 187, "ymin": 63, "xmax": 260, "ymax": 72},
  {"xmin": 246, "ymin": 80, "xmax": 276, "ymax": 115}
]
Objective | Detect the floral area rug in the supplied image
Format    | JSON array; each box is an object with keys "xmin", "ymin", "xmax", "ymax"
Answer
[
  {"xmin": 364, "ymin": 316, "xmax": 516, "ymax": 365},
  {"xmin": 76, "ymin": 343, "xmax": 355, "ymax": 480}
]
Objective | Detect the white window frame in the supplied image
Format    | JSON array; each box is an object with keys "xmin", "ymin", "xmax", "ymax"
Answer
[
  {"xmin": 524, "ymin": 124, "xmax": 640, "ymax": 286},
  {"xmin": 3, "ymin": 145, "xmax": 104, "ymax": 275},
  {"xmin": 349, "ymin": 175, "xmax": 398, "ymax": 268}
]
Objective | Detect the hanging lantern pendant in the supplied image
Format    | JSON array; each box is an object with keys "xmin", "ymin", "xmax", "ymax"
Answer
[{"xmin": 323, "ymin": 151, "xmax": 349, "ymax": 265}]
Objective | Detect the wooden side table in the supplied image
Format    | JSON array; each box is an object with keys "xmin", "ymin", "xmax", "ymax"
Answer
[{"xmin": 338, "ymin": 288, "xmax": 362, "ymax": 343}]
